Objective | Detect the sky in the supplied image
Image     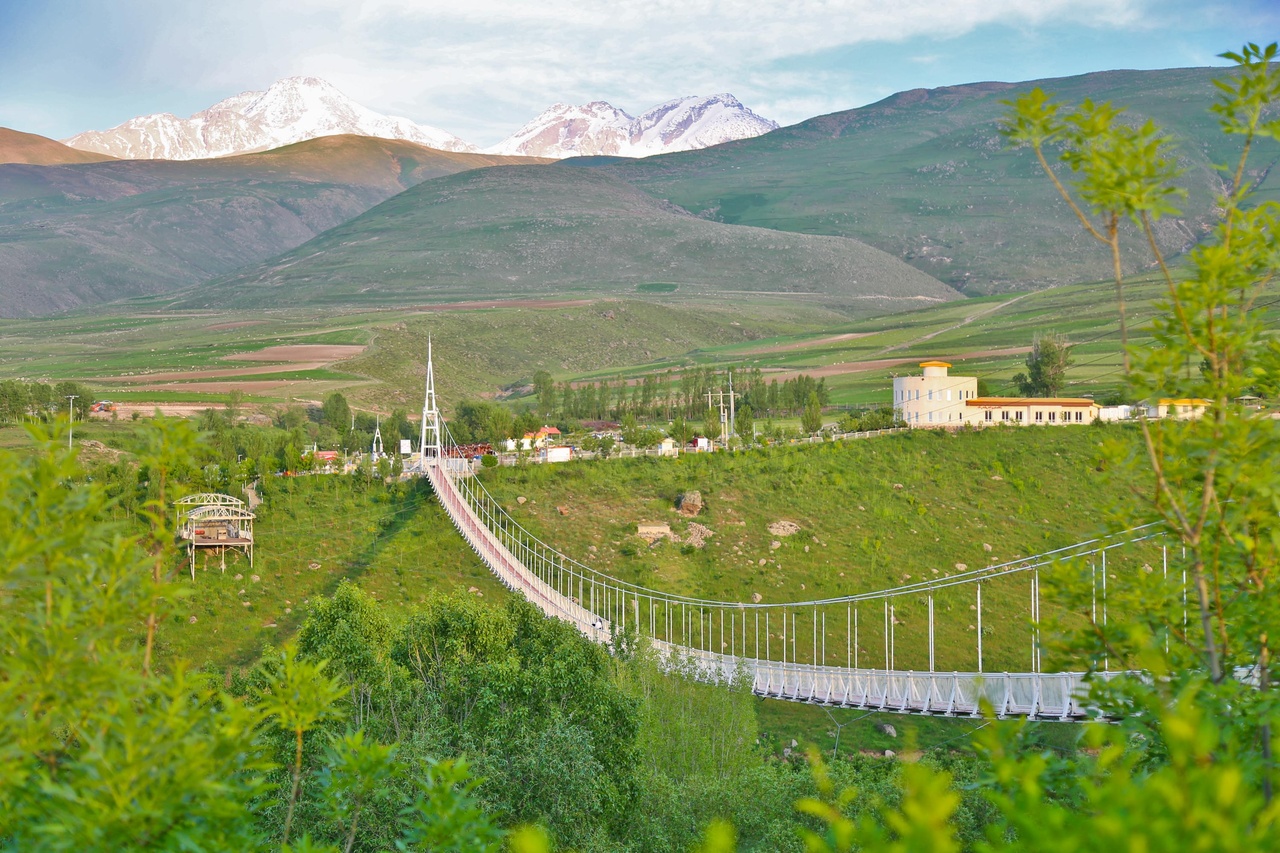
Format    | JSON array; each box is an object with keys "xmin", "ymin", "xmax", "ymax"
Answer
[{"xmin": 1, "ymin": 0, "xmax": 1277, "ymax": 147}]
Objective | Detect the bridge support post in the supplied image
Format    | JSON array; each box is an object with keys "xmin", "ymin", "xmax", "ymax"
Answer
[
  {"xmin": 977, "ymin": 583, "xmax": 983, "ymax": 672},
  {"xmin": 928, "ymin": 593, "xmax": 935, "ymax": 672}
]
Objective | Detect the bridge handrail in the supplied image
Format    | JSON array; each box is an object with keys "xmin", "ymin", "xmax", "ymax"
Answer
[{"xmin": 440, "ymin": 421, "xmax": 1168, "ymax": 611}]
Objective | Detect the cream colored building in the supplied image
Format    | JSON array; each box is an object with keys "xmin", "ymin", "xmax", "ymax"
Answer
[
  {"xmin": 893, "ymin": 361, "xmax": 979, "ymax": 427},
  {"xmin": 964, "ymin": 396, "xmax": 1099, "ymax": 426},
  {"xmin": 1144, "ymin": 398, "xmax": 1211, "ymax": 420},
  {"xmin": 894, "ymin": 361, "xmax": 1099, "ymax": 428}
]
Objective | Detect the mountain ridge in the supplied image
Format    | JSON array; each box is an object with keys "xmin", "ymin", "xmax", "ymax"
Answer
[
  {"xmin": 486, "ymin": 93, "xmax": 778, "ymax": 158},
  {"xmin": 0, "ymin": 135, "xmax": 547, "ymax": 316},
  {"xmin": 62, "ymin": 77, "xmax": 478, "ymax": 160},
  {"xmin": 600, "ymin": 65, "xmax": 1279, "ymax": 292}
]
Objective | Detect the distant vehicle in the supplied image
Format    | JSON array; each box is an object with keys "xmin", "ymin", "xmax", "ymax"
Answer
[{"xmin": 89, "ymin": 401, "xmax": 116, "ymax": 413}]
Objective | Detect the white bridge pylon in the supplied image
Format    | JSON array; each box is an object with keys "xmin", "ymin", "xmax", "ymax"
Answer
[{"xmin": 417, "ymin": 348, "xmax": 1161, "ymax": 719}]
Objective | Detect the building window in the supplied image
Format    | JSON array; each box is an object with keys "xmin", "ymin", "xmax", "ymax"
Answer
[
  {"xmin": 928, "ymin": 412, "xmax": 933, "ymax": 422},
  {"xmin": 946, "ymin": 390, "xmax": 952, "ymax": 401},
  {"xmin": 1001, "ymin": 410, "xmax": 1010, "ymax": 420},
  {"xmin": 1035, "ymin": 411, "xmax": 1043, "ymax": 422},
  {"xmin": 1015, "ymin": 411, "xmax": 1023, "ymax": 421},
  {"xmin": 984, "ymin": 410, "xmax": 993, "ymax": 422},
  {"xmin": 1049, "ymin": 412, "xmax": 1056, "ymax": 422},
  {"xmin": 1076, "ymin": 411, "xmax": 1084, "ymax": 422},
  {"xmin": 928, "ymin": 389, "xmax": 933, "ymax": 401}
]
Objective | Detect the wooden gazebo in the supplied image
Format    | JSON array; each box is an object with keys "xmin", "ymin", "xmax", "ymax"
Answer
[{"xmin": 175, "ymin": 493, "xmax": 255, "ymax": 579}]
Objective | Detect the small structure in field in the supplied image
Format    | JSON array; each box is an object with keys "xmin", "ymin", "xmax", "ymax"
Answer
[{"xmin": 175, "ymin": 493, "xmax": 255, "ymax": 579}]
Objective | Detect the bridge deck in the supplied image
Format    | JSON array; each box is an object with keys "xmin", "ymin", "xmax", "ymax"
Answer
[{"xmin": 427, "ymin": 464, "xmax": 1106, "ymax": 719}]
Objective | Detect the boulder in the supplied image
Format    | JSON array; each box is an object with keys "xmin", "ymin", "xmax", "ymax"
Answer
[
  {"xmin": 879, "ymin": 723, "xmax": 897, "ymax": 738},
  {"xmin": 676, "ymin": 490, "xmax": 704, "ymax": 517},
  {"xmin": 637, "ymin": 523, "xmax": 672, "ymax": 543}
]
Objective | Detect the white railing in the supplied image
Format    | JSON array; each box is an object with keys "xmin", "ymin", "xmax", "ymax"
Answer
[{"xmin": 425, "ymin": 457, "xmax": 1149, "ymax": 719}]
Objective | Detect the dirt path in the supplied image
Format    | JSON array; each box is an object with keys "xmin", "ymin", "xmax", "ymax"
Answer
[
  {"xmin": 878, "ymin": 293, "xmax": 1032, "ymax": 355},
  {"xmin": 738, "ymin": 332, "xmax": 874, "ymax": 355},
  {"xmin": 408, "ymin": 298, "xmax": 596, "ymax": 312},
  {"xmin": 116, "ymin": 362, "xmax": 329, "ymax": 382},
  {"xmin": 129, "ymin": 379, "xmax": 360, "ymax": 394},
  {"xmin": 224, "ymin": 344, "xmax": 366, "ymax": 362},
  {"xmin": 759, "ymin": 346, "xmax": 1032, "ymax": 383}
]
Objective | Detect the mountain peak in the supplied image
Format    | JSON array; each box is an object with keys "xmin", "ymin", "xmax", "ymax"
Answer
[
  {"xmin": 486, "ymin": 94, "xmax": 776, "ymax": 159},
  {"xmin": 62, "ymin": 77, "xmax": 477, "ymax": 160}
]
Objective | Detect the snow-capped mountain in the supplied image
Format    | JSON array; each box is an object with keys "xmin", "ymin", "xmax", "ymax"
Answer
[
  {"xmin": 487, "ymin": 94, "xmax": 777, "ymax": 158},
  {"xmin": 63, "ymin": 77, "xmax": 477, "ymax": 160}
]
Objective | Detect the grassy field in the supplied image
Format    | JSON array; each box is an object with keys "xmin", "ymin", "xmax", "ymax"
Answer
[
  {"xmin": 0, "ymin": 297, "xmax": 845, "ymax": 412},
  {"xmin": 474, "ymin": 424, "xmax": 1147, "ymax": 674},
  {"xmin": 541, "ymin": 273, "xmax": 1280, "ymax": 408},
  {"xmin": 3, "ymin": 271, "xmax": 1275, "ymax": 434},
  {"xmin": 156, "ymin": 475, "xmax": 506, "ymax": 668}
]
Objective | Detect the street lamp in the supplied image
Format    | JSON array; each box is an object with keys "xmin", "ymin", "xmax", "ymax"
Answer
[{"xmin": 66, "ymin": 395, "xmax": 78, "ymax": 449}]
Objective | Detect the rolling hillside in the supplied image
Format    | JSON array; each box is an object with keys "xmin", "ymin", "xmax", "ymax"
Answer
[
  {"xmin": 600, "ymin": 66, "xmax": 1280, "ymax": 293},
  {"xmin": 0, "ymin": 136, "xmax": 545, "ymax": 316},
  {"xmin": 0, "ymin": 128, "xmax": 117, "ymax": 165},
  {"xmin": 178, "ymin": 164, "xmax": 958, "ymax": 312}
]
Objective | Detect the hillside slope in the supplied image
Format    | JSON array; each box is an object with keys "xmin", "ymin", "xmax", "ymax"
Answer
[
  {"xmin": 0, "ymin": 136, "xmax": 545, "ymax": 316},
  {"xmin": 601, "ymin": 66, "xmax": 1280, "ymax": 293},
  {"xmin": 177, "ymin": 165, "xmax": 958, "ymax": 312},
  {"xmin": 0, "ymin": 128, "xmax": 117, "ymax": 165}
]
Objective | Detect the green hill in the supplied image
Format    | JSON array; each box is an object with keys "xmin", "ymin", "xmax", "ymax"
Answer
[
  {"xmin": 177, "ymin": 164, "xmax": 958, "ymax": 312},
  {"xmin": 599, "ymin": 66, "xmax": 1279, "ymax": 293},
  {"xmin": 0, "ymin": 135, "xmax": 545, "ymax": 316},
  {"xmin": 0, "ymin": 127, "xmax": 117, "ymax": 165}
]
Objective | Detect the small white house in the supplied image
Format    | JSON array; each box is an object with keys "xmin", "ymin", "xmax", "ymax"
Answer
[{"xmin": 1098, "ymin": 405, "xmax": 1133, "ymax": 422}]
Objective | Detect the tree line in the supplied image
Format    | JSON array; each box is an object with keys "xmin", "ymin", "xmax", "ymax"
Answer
[
  {"xmin": 531, "ymin": 367, "xmax": 831, "ymax": 423},
  {"xmin": 0, "ymin": 379, "xmax": 93, "ymax": 425}
]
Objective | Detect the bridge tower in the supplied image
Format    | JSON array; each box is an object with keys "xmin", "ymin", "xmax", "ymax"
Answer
[{"xmin": 419, "ymin": 336, "xmax": 442, "ymax": 468}]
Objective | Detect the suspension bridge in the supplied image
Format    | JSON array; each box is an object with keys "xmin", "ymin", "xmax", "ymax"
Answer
[{"xmin": 413, "ymin": 344, "xmax": 1175, "ymax": 720}]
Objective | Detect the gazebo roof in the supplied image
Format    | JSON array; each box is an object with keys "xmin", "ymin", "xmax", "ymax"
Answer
[
  {"xmin": 183, "ymin": 504, "xmax": 255, "ymax": 522},
  {"xmin": 176, "ymin": 492, "xmax": 245, "ymax": 508}
]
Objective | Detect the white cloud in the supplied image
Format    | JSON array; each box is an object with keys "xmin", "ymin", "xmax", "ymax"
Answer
[{"xmin": 23, "ymin": 0, "xmax": 1173, "ymax": 143}]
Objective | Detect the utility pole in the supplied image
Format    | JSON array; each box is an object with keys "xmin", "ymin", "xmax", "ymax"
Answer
[
  {"xmin": 705, "ymin": 378, "xmax": 739, "ymax": 447},
  {"xmin": 728, "ymin": 371, "xmax": 736, "ymax": 441},
  {"xmin": 66, "ymin": 395, "xmax": 78, "ymax": 450}
]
